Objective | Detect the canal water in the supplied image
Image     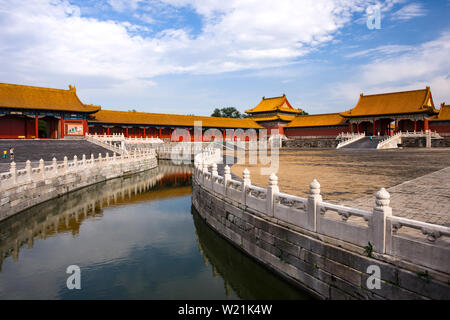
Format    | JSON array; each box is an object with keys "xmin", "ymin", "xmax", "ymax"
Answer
[{"xmin": 0, "ymin": 162, "xmax": 311, "ymax": 299}]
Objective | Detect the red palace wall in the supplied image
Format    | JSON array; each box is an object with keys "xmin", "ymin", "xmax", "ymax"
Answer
[
  {"xmin": 284, "ymin": 126, "xmax": 349, "ymax": 137},
  {"xmin": 430, "ymin": 122, "xmax": 450, "ymax": 135},
  {"xmin": 88, "ymin": 126, "xmax": 259, "ymax": 142},
  {"xmin": 0, "ymin": 115, "xmax": 36, "ymax": 139}
]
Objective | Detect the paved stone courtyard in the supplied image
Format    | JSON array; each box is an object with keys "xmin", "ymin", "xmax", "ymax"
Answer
[
  {"xmin": 231, "ymin": 148, "xmax": 450, "ymax": 226},
  {"xmin": 341, "ymin": 166, "xmax": 450, "ymax": 226}
]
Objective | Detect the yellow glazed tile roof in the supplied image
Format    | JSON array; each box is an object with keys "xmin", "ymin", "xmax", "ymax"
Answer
[
  {"xmin": 90, "ymin": 109, "xmax": 264, "ymax": 129},
  {"xmin": 0, "ymin": 82, "xmax": 100, "ymax": 113},
  {"xmin": 253, "ymin": 115, "xmax": 296, "ymax": 122},
  {"xmin": 285, "ymin": 113, "xmax": 347, "ymax": 128},
  {"xmin": 245, "ymin": 95, "xmax": 303, "ymax": 114},
  {"xmin": 430, "ymin": 104, "xmax": 450, "ymax": 121},
  {"xmin": 340, "ymin": 87, "xmax": 438, "ymax": 117}
]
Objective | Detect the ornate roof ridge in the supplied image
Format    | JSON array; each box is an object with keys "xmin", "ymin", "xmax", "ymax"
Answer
[
  {"xmin": 96, "ymin": 109, "xmax": 259, "ymax": 121},
  {"xmin": 0, "ymin": 82, "xmax": 76, "ymax": 93},
  {"xmin": 262, "ymin": 94, "xmax": 286, "ymax": 100},
  {"xmin": 295, "ymin": 112, "xmax": 341, "ymax": 117},
  {"xmin": 360, "ymin": 87, "xmax": 429, "ymax": 98}
]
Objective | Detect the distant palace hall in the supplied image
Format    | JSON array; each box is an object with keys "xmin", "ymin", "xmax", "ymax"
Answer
[{"xmin": 0, "ymin": 82, "xmax": 449, "ymax": 140}]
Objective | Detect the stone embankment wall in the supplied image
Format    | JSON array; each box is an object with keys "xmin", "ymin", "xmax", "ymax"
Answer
[
  {"xmin": 192, "ymin": 150, "xmax": 450, "ymax": 300},
  {"xmin": 0, "ymin": 151, "xmax": 158, "ymax": 221},
  {"xmin": 283, "ymin": 138, "xmax": 339, "ymax": 149},
  {"xmin": 400, "ymin": 137, "xmax": 450, "ymax": 148}
]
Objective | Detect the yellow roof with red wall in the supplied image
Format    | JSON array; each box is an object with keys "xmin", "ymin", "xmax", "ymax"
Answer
[
  {"xmin": 245, "ymin": 95, "xmax": 303, "ymax": 114},
  {"xmin": 90, "ymin": 109, "xmax": 263, "ymax": 129},
  {"xmin": 0, "ymin": 82, "xmax": 100, "ymax": 113},
  {"xmin": 285, "ymin": 113, "xmax": 347, "ymax": 127},
  {"xmin": 340, "ymin": 87, "xmax": 438, "ymax": 117},
  {"xmin": 430, "ymin": 104, "xmax": 450, "ymax": 121}
]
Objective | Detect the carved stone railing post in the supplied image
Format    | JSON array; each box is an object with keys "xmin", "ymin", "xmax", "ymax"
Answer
[
  {"xmin": 266, "ymin": 173, "xmax": 279, "ymax": 217},
  {"xmin": 98, "ymin": 153, "xmax": 102, "ymax": 164},
  {"xmin": 211, "ymin": 163, "xmax": 218, "ymax": 191},
  {"xmin": 52, "ymin": 157, "xmax": 58, "ymax": 175},
  {"xmin": 307, "ymin": 179, "xmax": 322, "ymax": 232},
  {"xmin": 63, "ymin": 156, "xmax": 68, "ymax": 173},
  {"xmin": 25, "ymin": 160, "xmax": 32, "ymax": 182},
  {"xmin": 82, "ymin": 154, "xmax": 86, "ymax": 167},
  {"xmin": 73, "ymin": 155, "xmax": 78, "ymax": 170},
  {"xmin": 90, "ymin": 154, "xmax": 94, "ymax": 166},
  {"xmin": 224, "ymin": 165, "xmax": 231, "ymax": 196},
  {"xmin": 39, "ymin": 159, "xmax": 45, "ymax": 180},
  {"xmin": 106, "ymin": 152, "xmax": 109, "ymax": 163},
  {"xmin": 242, "ymin": 168, "xmax": 251, "ymax": 206},
  {"xmin": 202, "ymin": 162, "xmax": 209, "ymax": 185},
  {"xmin": 370, "ymin": 188, "xmax": 392, "ymax": 254}
]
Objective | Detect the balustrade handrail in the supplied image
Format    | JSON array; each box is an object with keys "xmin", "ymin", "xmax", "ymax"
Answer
[
  {"xmin": 376, "ymin": 131, "xmax": 402, "ymax": 149},
  {"xmin": 336, "ymin": 132, "xmax": 366, "ymax": 149},
  {"xmin": 388, "ymin": 216, "xmax": 450, "ymax": 241},
  {"xmin": 0, "ymin": 150, "xmax": 156, "ymax": 192},
  {"xmin": 318, "ymin": 202, "xmax": 372, "ymax": 221},
  {"xmin": 275, "ymin": 191, "xmax": 306, "ymax": 203},
  {"xmin": 193, "ymin": 148, "xmax": 450, "ymax": 274}
]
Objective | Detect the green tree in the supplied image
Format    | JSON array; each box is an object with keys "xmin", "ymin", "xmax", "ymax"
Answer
[
  {"xmin": 211, "ymin": 107, "xmax": 248, "ymax": 118},
  {"xmin": 299, "ymin": 109, "xmax": 309, "ymax": 115}
]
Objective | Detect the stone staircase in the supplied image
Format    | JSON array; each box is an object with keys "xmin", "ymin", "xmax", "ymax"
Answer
[{"xmin": 341, "ymin": 136, "xmax": 384, "ymax": 149}]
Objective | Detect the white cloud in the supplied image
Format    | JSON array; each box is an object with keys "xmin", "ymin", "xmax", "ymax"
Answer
[
  {"xmin": 0, "ymin": 0, "xmax": 373, "ymax": 86},
  {"xmin": 334, "ymin": 32, "xmax": 450, "ymax": 107},
  {"xmin": 1, "ymin": 0, "xmax": 440, "ymax": 113},
  {"xmin": 134, "ymin": 12, "xmax": 156, "ymax": 24},
  {"xmin": 354, "ymin": 0, "xmax": 406, "ymax": 24},
  {"xmin": 345, "ymin": 44, "xmax": 413, "ymax": 58},
  {"xmin": 107, "ymin": 0, "xmax": 144, "ymax": 12},
  {"xmin": 391, "ymin": 2, "xmax": 427, "ymax": 21}
]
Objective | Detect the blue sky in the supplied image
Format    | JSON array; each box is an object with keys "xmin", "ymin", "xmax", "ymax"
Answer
[{"xmin": 0, "ymin": 0, "xmax": 449, "ymax": 115}]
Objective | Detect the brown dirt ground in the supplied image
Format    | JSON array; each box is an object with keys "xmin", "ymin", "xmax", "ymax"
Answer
[{"xmin": 230, "ymin": 148, "xmax": 450, "ymax": 202}]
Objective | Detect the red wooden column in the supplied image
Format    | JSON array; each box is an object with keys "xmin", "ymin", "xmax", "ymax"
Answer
[
  {"xmin": 107, "ymin": 127, "xmax": 110, "ymax": 135},
  {"xmin": 83, "ymin": 120, "xmax": 88, "ymax": 136},
  {"xmin": 159, "ymin": 128, "xmax": 162, "ymax": 138},
  {"xmin": 424, "ymin": 119, "xmax": 429, "ymax": 132},
  {"xmin": 126, "ymin": 127, "xmax": 129, "ymax": 137},
  {"xmin": 372, "ymin": 120, "xmax": 376, "ymax": 136},
  {"xmin": 414, "ymin": 120, "xmax": 417, "ymax": 132},
  {"xmin": 35, "ymin": 116, "xmax": 39, "ymax": 139},
  {"xmin": 60, "ymin": 118, "xmax": 65, "ymax": 139},
  {"xmin": 143, "ymin": 128, "xmax": 146, "ymax": 138},
  {"xmin": 348, "ymin": 122, "xmax": 352, "ymax": 133}
]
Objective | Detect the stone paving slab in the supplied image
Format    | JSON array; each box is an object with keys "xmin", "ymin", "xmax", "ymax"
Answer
[{"xmin": 341, "ymin": 166, "xmax": 450, "ymax": 227}]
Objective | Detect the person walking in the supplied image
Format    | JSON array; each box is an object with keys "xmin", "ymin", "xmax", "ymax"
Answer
[
  {"xmin": 9, "ymin": 147, "xmax": 14, "ymax": 161},
  {"xmin": 369, "ymin": 136, "xmax": 373, "ymax": 142},
  {"xmin": 2, "ymin": 149, "xmax": 7, "ymax": 159}
]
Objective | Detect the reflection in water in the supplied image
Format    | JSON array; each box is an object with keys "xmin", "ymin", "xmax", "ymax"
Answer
[
  {"xmin": 192, "ymin": 209, "xmax": 311, "ymax": 300},
  {"xmin": 0, "ymin": 161, "xmax": 310, "ymax": 299},
  {"xmin": 0, "ymin": 161, "xmax": 193, "ymax": 268}
]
